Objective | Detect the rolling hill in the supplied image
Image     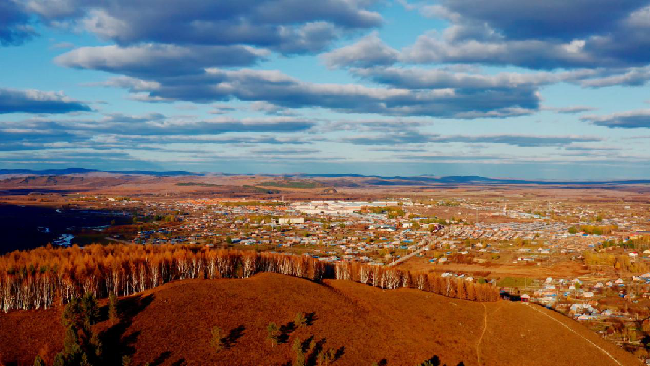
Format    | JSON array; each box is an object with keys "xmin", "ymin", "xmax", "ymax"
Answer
[{"xmin": 0, "ymin": 273, "xmax": 640, "ymax": 366}]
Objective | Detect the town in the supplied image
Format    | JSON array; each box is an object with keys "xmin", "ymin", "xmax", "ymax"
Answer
[
  {"xmin": 4, "ymin": 189, "xmax": 635, "ymax": 363},
  {"xmin": 3, "ymin": 181, "xmax": 650, "ymax": 364}
]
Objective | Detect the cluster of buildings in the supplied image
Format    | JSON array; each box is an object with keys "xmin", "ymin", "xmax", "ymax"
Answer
[
  {"xmin": 440, "ymin": 222, "xmax": 569, "ymax": 241},
  {"xmin": 110, "ymin": 199, "xmax": 438, "ymax": 265},
  {"xmin": 291, "ymin": 200, "xmax": 400, "ymax": 215}
]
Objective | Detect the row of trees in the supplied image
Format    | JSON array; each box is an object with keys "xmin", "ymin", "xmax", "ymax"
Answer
[
  {"xmin": 584, "ymin": 252, "xmax": 648, "ymax": 273},
  {"xmin": 601, "ymin": 236, "xmax": 650, "ymax": 250},
  {"xmin": 568, "ymin": 224, "xmax": 618, "ymax": 235},
  {"xmin": 332, "ymin": 262, "xmax": 499, "ymax": 301},
  {"xmin": 0, "ymin": 244, "xmax": 498, "ymax": 312}
]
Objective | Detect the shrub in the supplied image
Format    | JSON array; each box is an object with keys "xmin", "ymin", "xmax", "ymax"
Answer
[
  {"xmin": 294, "ymin": 312, "xmax": 307, "ymax": 328},
  {"xmin": 33, "ymin": 355, "xmax": 45, "ymax": 366},
  {"xmin": 292, "ymin": 337, "xmax": 305, "ymax": 366},
  {"xmin": 210, "ymin": 326, "xmax": 224, "ymax": 353},
  {"xmin": 108, "ymin": 293, "xmax": 118, "ymax": 324},
  {"xmin": 267, "ymin": 322, "xmax": 280, "ymax": 347}
]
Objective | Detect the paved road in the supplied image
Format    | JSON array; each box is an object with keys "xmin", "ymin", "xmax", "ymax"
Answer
[{"xmin": 387, "ymin": 242, "xmax": 428, "ymax": 267}]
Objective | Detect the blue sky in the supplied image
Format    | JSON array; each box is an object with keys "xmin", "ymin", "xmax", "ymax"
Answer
[{"xmin": 2, "ymin": 0, "xmax": 650, "ymax": 179}]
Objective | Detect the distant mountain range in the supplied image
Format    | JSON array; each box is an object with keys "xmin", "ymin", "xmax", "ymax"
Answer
[
  {"xmin": 292, "ymin": 174, "xmax": 650, "ymax": 186},
  {"xmin": 0, "ymin": 168, "xmax": 203, "ymax": 177},
  {"xmin": 2, "ymin": 169, "xmax": 650, "ymax": 185}
]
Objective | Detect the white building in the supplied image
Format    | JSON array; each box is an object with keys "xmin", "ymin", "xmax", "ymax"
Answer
[{"xmin": 278, "ymin": 217, "xmax": 305, "ymax": 224}]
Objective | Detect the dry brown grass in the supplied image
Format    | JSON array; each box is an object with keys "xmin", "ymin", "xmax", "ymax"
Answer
[
  {"xmin": 397, "ymin": 256, "xmax": 591, "ymax": 279},
  {"xmin": 0, "ymin": 273, "xmax": 642, "ymax": 366},
  {"xmin": 0, "ymin": 307, "xmax": 63, "ymax": 364}
]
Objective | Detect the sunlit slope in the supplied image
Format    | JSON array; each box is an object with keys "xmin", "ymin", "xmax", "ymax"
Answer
[{"xmin": 0, "ymin": 273, "xmax": 640, "ymax": 366}]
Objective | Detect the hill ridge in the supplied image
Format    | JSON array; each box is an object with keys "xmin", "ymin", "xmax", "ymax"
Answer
[{"xmin": 0, "ymin": 273, "xmax": 641, "ymax": 366}]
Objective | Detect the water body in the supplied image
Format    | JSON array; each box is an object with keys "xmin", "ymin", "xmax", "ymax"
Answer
[
  {"xmin": 0, "ymin": 204, "xmax": 131, "ymax": 254},
  {"xmin": 53, "ymin": 234, "xmax": 75, "ymax": 246}
]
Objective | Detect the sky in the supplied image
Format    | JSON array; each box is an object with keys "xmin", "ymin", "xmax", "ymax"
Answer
[{"xmin": 1, "ymin": 0, "xmax": 650, "ymax": 180}]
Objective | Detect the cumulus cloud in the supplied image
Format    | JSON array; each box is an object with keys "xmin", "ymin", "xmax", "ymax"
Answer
[
  {"xmin": 579, "ymin": 66, "xmax": 650, "ymax": 87},
  {"xmin": 321, "ymin": 32, "xmax": 399, "ymax": 68},
  {"xmin": 436, "ymin": 0, "xmax": 647, "ymax": 41},
  {"xmin": 401, "ymin": 33, "xmax": 599, "ymax": 70},
  {"xmin": 0, "ymin": 113, "xmax": 319, "ymax": 154},
  {"xmin": 40, "ymin": 0, "xmax": 650, "ymax": 122},
  {"xmin": 385, "ymin": 1, "xmax": 650, "ymax": 71},
  {"xmin": 121, "ymin": 116, "xmax": 318, "ymax": 135},
  {"xmin": 0, "ymin": 88, "xmax": 91, "ymax": 114},
  {"xmin": 6, "ymin": 114, "xmax": 317, "ymax": 136},
  {"xmin": 91, "ymin": 68, "xmax": 539, "ymax": 118},
  {"xmin": 350, "ymin": 66, "xmax": 587, "ymax": 89},
  {"xmin": 27, "ymin": 0, "xmax": 382, "ymax": 54},
  {"xmin": 581, "ymin": 109, "xmax": 650, "ymax": 128},
  {"xmin": 0, "ymin": 1, "xmax": 37, "ymax": 46},
  {"xmin": 55, "ymin": 44, "xmax": 269, "ymax": 76}
]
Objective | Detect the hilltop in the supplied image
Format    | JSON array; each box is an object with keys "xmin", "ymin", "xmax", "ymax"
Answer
[{"xmin": 0, "ymin": 273, "xmax": 640, "ymax": 366}]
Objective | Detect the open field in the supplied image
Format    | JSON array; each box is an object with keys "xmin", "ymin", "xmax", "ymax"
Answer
[{"xmin": 396, "ymin": 256, "xmax": 592, "ymax": 279}]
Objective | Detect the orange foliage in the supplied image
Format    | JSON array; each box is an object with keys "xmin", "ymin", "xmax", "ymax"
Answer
[{"xmin": 0, "ymin": 244, "xmax": 498, "ymax": 312}]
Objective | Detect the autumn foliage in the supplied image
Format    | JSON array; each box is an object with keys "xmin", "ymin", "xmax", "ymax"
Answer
[
  {"xmin": 0, "ymin": 244, "xmax": 498, "ymax": 312},
  {"xmin": 335, "ymin": 262, "xmax": 499, "ymax": 302}
]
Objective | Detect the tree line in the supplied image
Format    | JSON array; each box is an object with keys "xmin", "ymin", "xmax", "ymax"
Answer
[
  {"xmin": 0, "ymin": 244, "xmax": 499, "ymax": 312},
  {"xmin": 568, "ymin": 224, "xmax": 618, "ymax": 235}
]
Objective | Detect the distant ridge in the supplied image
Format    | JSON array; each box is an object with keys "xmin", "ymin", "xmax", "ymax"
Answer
[
  {"xmin": 0, "ymin": 168, "xmax": 203, "ymax": 177},
  {"xmin": 295, "ymin": 173, "xmax": 650, "ymax": 186},
  {"xmin": 2, "ymin": 169, "xmax": 650, "ymax": 185}
]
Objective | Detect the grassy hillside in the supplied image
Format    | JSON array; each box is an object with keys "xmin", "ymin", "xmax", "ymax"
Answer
[{"xmin": 0, "ymin": 273, "xmax": 641, "ymax": 366}]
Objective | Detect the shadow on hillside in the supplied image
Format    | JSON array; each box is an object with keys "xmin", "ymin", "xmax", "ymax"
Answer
[
  {"xmin": 414, "ymin": 355, "xmax": 465, "ymax": 366},
  {"xmin": 278, "ymin": 312, "xmax": 317, "ymax": 344},
  {"xmin": 374, "ymin": 355, "xmax": 464, "ymax": 366},
  {"xmin": 99, "ymin": 294, "xmax": 154, "ymax": 364},
  {"xmin": 278, "ymin": 335, "xmax": 346, "ymax": 366},
  {"xmin": 223, "ymin": 325, "xmax": 246, "ymax": 348},
  {"xmin": 292, "ymin": 336, "xmax": 344, "ymax": 366},
  {"xmin": 279, "ymin": 321, "xmax": 296, "ymax": 344},
  {"xmin": 150, "ymin": 351, "xmax": 171, "ymax": 366},
  {"xmin": 335, "ymin": 346, "xmax": 345, "ymax": 360},
  {"xmin": 306, "ymin": 312, "xmax": 317, "ymax": 325},
  {"xmin": 171, "ymin": 358, "xmax": 186, "ymax": 366},
  {"xmin": 305, "ymin": 337, "xmax": 327, "ymax": 365}
]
